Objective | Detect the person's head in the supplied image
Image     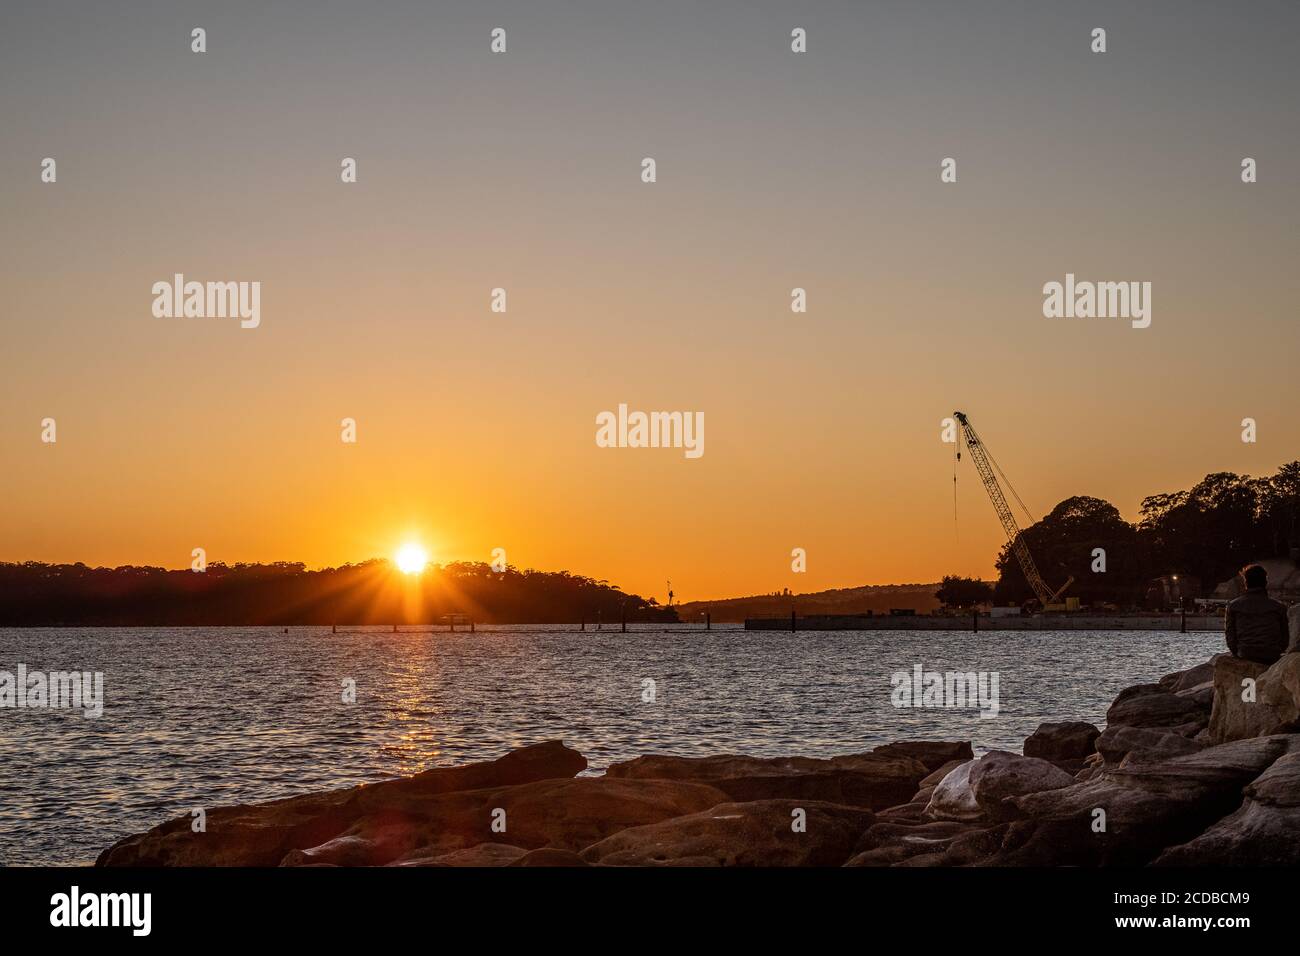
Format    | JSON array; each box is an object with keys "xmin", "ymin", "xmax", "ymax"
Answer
[{"xmin": 1243, "ymin": 565, "xmax": 1267, "ymax": 590}]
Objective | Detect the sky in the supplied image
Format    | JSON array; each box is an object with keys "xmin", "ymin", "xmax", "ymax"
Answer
[{"xmin": 2, "ymin": 1, "xmax": 1298, "ymax": 603}]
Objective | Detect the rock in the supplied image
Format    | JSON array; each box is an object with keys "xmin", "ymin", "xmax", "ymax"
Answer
[
  {"xmin": 1023, "ymin": 721, "xmax": 1100, "ymax": 762},
  {"xmin": 604, "ymin": 750, "xmax": 928, "ymax": 811},
  {"xmin": 842, "ymin": 844, "xmax": 928, "ymax": 867},
  {"xmin": 1205, "ymin": 653, "xmax": 1300, "ymax": 744},
  {"xmin": 281, "ymin": 776, "xmax": 731, "ymax": 866},
  {"xmin": 924, "ymin": 760, "xmax": 980, "ymax": 821},
  {"xmin": 389, "ymin": 843, "xmax": 527, "ymax": 867},
  {"xmin": 919, "ymin": 759, "xmax": 967, "ymax": 789},
  {"xmin": 1154, "ymin": 750, "xmax": 1300, "ymax": 865},
  {"xmin": 970, "ymin": 735, "xmax": 1300, "ymax": 866},
  {"xmin": 1159, "ymin": 659, "xmax": 1216, "ymax": 693},
  {"xmin": 1048, "ymin": 758, "xmax": 1088, "ymax": 776},
  {"xmin": 1096, "ymin": 726, "xmax": 1206, "ymax": 767},
  {"xmin": 941, "ymin": 823, "xmax": 1012, "ymax": 865},
  {"xmin": 1106, "ymin": 683, "xmax": 1209, "ymax": 730},
  {"xmin": 1075, "ymin": 752, "xmax": 1104, "ymax": 781},
  {"xmin": 874, "ymin": 801, "xmax": 929, "ymax": 822},
  {"xmin": 925, "ymin": 752, "xmax": 1075, "ymax": 823},
  {"xmin": 869, "ymin": 740, "xmax": 973, "ymax": 772},
  {"xmin": 969, "ymin": 752, "xmax": 1077, "ymax": 809},
  {"xmin": 1105, "ymin": 733, "xmax": 1296, "ymax": 799},
  {"xmin": 1175, "ymin": 683, "xmax": 1216, "ymax": 709},
  {"xmin": 510, "ymin": 848, "xmax": 591, "ymax": 867},
  {"xmin": 282, "ymin": 834, "xmax": 378, "ymax": 867},
  {"xmin": 846, "ymin": 820, "xmax": 976, "ymax": 866},
  {"xmin": 581, "ymin": 800, "xmax": 874, "ymax": 867},
  {"xmin": 97, "ymin": 740, "xmax": 588, "ymax": 867}
]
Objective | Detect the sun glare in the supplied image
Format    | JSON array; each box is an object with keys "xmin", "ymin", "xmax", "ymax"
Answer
[{"xmin": 395, "ymin": 542, "xmax": 429, "ymax": 575}]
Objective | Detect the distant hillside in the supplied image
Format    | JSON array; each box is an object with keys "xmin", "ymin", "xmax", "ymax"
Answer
[
  {"xmin": 0, "ymin": 560, "xmax": 676, "ymax": 626},
  {"xmin": 674, "ymin": 583, "xmax": 942, "ymax": 623}
]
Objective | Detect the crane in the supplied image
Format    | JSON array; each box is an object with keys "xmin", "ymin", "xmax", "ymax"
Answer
[{"xmin": 953, "ymin": 411, "xmax": 1073, "ymax": 609}]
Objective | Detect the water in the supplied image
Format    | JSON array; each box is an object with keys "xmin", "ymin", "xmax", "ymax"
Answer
[{"xmin": 0, "ymin": 625, "xmax": 1222, "ymax": 866}]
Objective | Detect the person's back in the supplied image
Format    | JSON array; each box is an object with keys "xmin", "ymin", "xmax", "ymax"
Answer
[{"xmin": 1225, "ymin": 565, "xmax": 1289, "ymax": 666}]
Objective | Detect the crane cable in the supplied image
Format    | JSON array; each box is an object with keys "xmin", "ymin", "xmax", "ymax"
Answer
[
  {"xmin": 985, "ymin": 443, "xmax": 1038, "ymax": 526},
  {"xmin": 953, "ymin": 438, "xmax": 960, "ymax": 542}
]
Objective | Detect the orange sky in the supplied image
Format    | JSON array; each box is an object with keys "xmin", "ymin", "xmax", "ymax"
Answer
[{"xmin": 3, "ymin": 3, "xmax": 1298, "ymax": 604}]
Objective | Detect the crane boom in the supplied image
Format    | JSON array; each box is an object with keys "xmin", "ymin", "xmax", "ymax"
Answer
[{"xmin": 954, "ymin": 411, "xmax": 1072, "ymax": 608}]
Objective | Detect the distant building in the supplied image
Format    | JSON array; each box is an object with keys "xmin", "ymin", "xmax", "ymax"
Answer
[
  {"xmin": 1211, "ymin": 558, "xmax": 1300, "ymax": 603},
  {"xmin": 1145, "ymin": 574, "xmax": 1200, "ymax": 610}
]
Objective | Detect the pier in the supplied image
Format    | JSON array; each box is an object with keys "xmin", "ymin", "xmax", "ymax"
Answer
[{"xmin": 745, "ymin": 613, "xmax": 1226, "ymax": 632}]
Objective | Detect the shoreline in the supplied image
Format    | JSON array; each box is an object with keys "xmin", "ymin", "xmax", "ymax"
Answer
[{"xmin": 93, "ymin": 648, "xmax": 1300, "ymax": 867}]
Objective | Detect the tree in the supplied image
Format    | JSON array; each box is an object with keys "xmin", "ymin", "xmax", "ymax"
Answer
[
  {"xmin": 1258, "ymin": 461, "xmax": 1300, "ymax": 557},
  {"xmin": 994, "ymin": 496, "xmax": 1142, "ymax": 607},
  {"xmin": 935, "ymin": 575, "xmax": 993, "ymax": 609},
  {"xmin": 0, "ymin": 560, "xmax": 678, "ymax": 626},
  {"xmin": 1138, "ymin": 473, "xmax": 1263, "ymax": 590}
]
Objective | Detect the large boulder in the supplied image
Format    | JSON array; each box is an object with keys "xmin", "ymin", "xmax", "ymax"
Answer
[
  {"xmin": 603, "ymin": 747, "xmax": 933, "ymax": 811},
  {"xmin": 925, "ymin": 751, "xmax": 1075, "ymax": 823},
  {"xmin": 868, "ymin": 740, "xmax": 973, "ymax": 772},
  {"xmin": 580, "ymin": 800, "xmax": 874, "ymax": 866},
  {"xmin": 970, "ymin": 735, "xmax": 1300, "ymax": 866},
  {"xmin": 1204, "ymin": 653, "xmax": 1300, "ymax": 744},
  {"xmin": 279, "ymin": 776, "xmax": 730, "ymax": 866},
  {"xmin": 1096, "ymin": 725, "xmax": 1206, "ymax": 767},
  {"xmin": 1023, "ymin": 722, "xmax": 1100, "ymax": 762},
  {"xmin": 919, "ymin": 759, "xmax": 969, "ymax": 789},
  {"xmin": 845, "ymin": 819, "xmax": 980, "ymax": 866},
  {"xmin": 1159, "ymin": 659, "xmax": 1216, "ymax": 693},
  {"xmin": 1154, "ymin": 750, "xmax": 1300, "ymax": 865},
  {"xmin": 97, "ymin": 740, "xmax": 587, "ymax": 867},
  {"xmin": 924, "ymin": 761, "xmax": 980, "ymax": 821},
  {"xmin": 389, "ymin": 843, "xmax": 527, "ymax": 866},
  {"xmin": 1106, "ymin": 683, "xmax": 1209, "ymax": 730}
]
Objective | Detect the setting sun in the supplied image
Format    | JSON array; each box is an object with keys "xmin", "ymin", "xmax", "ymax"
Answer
[{"xmin": 394, "ymin": 542, "xmax": 429, "ymax": 575}]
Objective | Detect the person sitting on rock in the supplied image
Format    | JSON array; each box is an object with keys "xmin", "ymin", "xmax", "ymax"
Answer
[{"xmin": 1225, "ymin": 565, "xmax": 1289, "ymax": 666}]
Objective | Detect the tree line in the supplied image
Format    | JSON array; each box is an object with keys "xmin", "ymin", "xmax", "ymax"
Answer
[
  {"xmin": 0, "ymin": 560, "xmax": 678, "ymax": 626},
  {"xmin": 969, "ymin": 462, "xmax": 1300, "ymax": 608}
]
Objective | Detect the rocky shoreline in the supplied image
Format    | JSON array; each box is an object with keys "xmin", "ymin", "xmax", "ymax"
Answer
[{"xmin": 97, "ymin": 652, "xmax": 1300, "ymax": 867}]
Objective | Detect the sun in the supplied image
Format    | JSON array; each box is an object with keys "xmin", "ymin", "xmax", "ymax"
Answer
[{"xmin": 394, "ymin": 542, "xmax": 429, "ymax": 575}]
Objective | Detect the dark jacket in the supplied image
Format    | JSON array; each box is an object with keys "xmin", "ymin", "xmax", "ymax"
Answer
[{"xmin": 1225, "ymin": 587, "xmax": 1289, "ymax": 665}]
